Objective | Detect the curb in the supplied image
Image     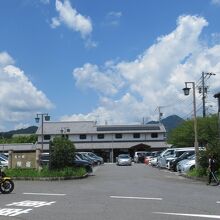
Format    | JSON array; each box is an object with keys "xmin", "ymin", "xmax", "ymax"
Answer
[{"xmin": 11, "ymin": 173, "xmax": 89, "ymax": 181}]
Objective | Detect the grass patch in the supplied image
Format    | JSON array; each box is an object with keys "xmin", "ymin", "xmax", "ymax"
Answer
[
  {"xmin": 187, "ymin": 167, "xmax": 206, "ymax": 177},
  {"xmin": 4, "ymin": 167, "xmax": 87, "ymax": 178},
  {"xmin": 187, "ymin": 167, "xmax": 220, "ymax": 179}
]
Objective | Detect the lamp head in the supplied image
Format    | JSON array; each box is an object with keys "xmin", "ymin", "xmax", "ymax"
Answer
[
  {"xmin": 44, "ymin": 115, "xmax": 50, "ymax": 121},
  {"xmin": 183, "ymin": 87, "xmax": 190, "ymax": 96},
  {"xmin": 35, "ymin": 117, "xmax": 40, "ymax": 123}
]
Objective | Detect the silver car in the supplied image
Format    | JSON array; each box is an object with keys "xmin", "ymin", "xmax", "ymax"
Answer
[
  {"xmin": 177, "ymin": 155, "xmax": 196, "ymax": 173},
  {"xmin": 116, "ymin": 154, "xmax": 132, "ymax": 166}
]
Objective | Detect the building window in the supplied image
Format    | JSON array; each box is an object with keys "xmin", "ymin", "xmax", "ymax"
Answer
[
  {"xmin": 151, "ymin": 133, "xmax": 158, "ymax": 138},
  {"xmin": 115, "ymin": 133, "xmax": 122, "ymax": 139},
  {"xmin": 133, "ymin": 133, "xmax": 140, "ymax": 139},
  {"xmin": 79, "ymin": 134, "xmax": 87, "ymax": 139},
  {"xmin": 97, "ymin": 134, "xmax": 104, "ymax": 139},
  {"xmin": 44, "ymin": 135, "xmax": 51, "ymax": 140}
]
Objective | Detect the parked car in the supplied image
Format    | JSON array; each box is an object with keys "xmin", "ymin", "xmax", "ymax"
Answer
[
  {"xmin": 73, "ymin": 155, "xmax": 93, "ymax": 173},
  {"xmin": 79, "ymin": 152, "xmax": 104, "ymax": 165},
  {"xmin": 149, "ymin": 156, "xmax": 158, "ymax": 166},
  {"xmin": 157, "ymin": 148, "xmax": 194, "ymax": 169},
  {"xmin": 145, "ymin": 151, "xmax": 161, "ymax": 165},
  {"xmin": 169, "ymin": 151, "xmax": 195, "ymax": 171},
  {"xmin": 76, "ymin": 152, "xmax": 98, "ymax": 166},
  {"xmin": 176, "ymin": 155, "xmax": 196, "ymax": 173},
  {"xmin": 116, "ymin": 154, "xmax": 132, "ymax": 166},
  {"xmin": 39, "ymin": 153, "xmax": 93, "ymax": 173},
  {"xmin": 0, "ymin": 153, "xmax": 8, "ymax": 167},
  {"xmin": 134, "ymin": 151, "xmax": 151, "ymax": 163}
]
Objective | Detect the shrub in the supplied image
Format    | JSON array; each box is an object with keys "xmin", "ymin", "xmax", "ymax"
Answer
[{"xmin": 50, "ymin": 137, "xmax": 75, "ymax": 170}]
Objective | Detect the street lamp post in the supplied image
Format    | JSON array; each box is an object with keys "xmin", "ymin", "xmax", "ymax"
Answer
[
  {"xmin": 183, "ymin": 82, "xmax": 199, "ymax": 168},
  {"xmin": 214, "ymin": 92, "xmax": 220, "ymax": 141},
  {"xmin": 35, "ymin": 113, "xmax": 50, "ymax": 151}
]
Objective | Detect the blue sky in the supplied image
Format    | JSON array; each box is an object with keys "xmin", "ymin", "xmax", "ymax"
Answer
[{"xmin": 0, "ymin": 0, "xmax": 220, "ymax": 131}]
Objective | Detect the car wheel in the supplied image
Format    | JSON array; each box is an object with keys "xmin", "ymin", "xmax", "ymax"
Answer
[{"xmin": 189, "ymin": 165, "xmax": 195, "ymax": 171}]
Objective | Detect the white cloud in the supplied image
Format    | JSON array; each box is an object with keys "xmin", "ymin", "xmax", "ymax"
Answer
[
  {"xmin": 104, "ymin": 11, "xmax": 122, "ymax": 26},
  {"xmin": 73, "ymin": 63, "xmax": 124, "ymax": 96},
  {"xmin": 0, "ymin": 52, "xmax": 14, "ymax": 66},
  {"xmin": 84, "ymin": 38, "xmax": 98, "ymax": 49},
  {"xmin": 0, "ymin": 52, "xmax": 53, "ymax": 129},
  {"xmin": 67, "ymin": 15, "xmax": 220, "ymax": 124},
  {"xmin": 61, "ymin": 93, "xmax": 147, "ymax": 124},
  {"xmin": 211, "ymin": 0, "xmax": 220, "ymax": 6},
  {"xmin": 211, "ymin": 33, "xmax": 220, "ymax": 44},
  {"xmin": 51, "ymin": 0, "xmax": 92, "ymax": 38}
]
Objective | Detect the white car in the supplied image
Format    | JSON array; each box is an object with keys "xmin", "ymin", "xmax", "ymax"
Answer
[
  {"xmin": 0, "ymin": 154, "xmax": 8, "ymax": 167},
  {"xmin": 149, "ymin": 157, "xmax": 158, "ymax": 166}
]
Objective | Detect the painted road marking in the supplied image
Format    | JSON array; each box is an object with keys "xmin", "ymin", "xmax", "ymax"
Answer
[
  {"xmin": 110, "ymin": 196, "xmax": 163, "ymax": 200},
  {"xmin": 217, "ymin": 201, "xmax": 220, "ymax": 204},
  {"xmin": 23, "ymin": 192, "xmax": 66, "ymax": 196},
  {"xmin": 0, "ymin": 200, "xmax": 57, "ymax": 217},
  {"xmin": 7, "ymin": 200, "xmax": 56, "ymax": 208},
  {"xmin": 153, "ymin": 212, "xmax": 220, "ymax": 219},
  {"xmin": 0, "ymin": 208, "xmax": 32, "ymax": 217}
]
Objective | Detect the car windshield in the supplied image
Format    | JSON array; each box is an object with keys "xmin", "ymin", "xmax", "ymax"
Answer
[
  {"xmin": 177, "ymin": 152, "xmax": 186, "ymax": 158},
  {"xmin": 0, "ymin": 154, "xmax": 8, "ymax": 160},
  {"xmin": 164, "ymin": 150, "xmax": 174, "ymax": 156},
  {"xmin": 119, "ymin": 155, "xmax": 130, "ymax": 159},
  {"xmin": 176, "ymin": 151, "xmax": 187, "ymax": 157},
  {"xmin": 88, "ymin": 153, "xmax": 97, "ymax": 157}
]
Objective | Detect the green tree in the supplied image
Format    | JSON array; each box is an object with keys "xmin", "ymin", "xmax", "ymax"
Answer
[
  {"xmin": 168, "ymin": 115, "xmax": 219, "ymax": 147},
  {"xmin": 50, "ymin": 137, "xmax": 76, "ymax": 170},
  {"xmin": 168, "ymin": 114, "xmax": 220, "ymax": 171},
  {"xmin": 0, "ymin": 134, "xmax": 37, "ymax": 144},
  {"xmin": 167, "ymin": 120, "xmax": 194, "ymax": 147}
]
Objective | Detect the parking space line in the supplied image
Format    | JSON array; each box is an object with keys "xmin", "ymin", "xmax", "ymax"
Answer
[
  {"xmin": 110, "ymin": 196, "xmax": 163, "ymax": 200},
  {"xmin": 153, "ymin": 212, "xmax": 220, "ymax": 219},
  {"xmin": 23, "ymin": 193, "xmax": 66, "ymax": 196}
]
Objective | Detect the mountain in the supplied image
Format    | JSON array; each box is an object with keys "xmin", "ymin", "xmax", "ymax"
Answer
[
  {"xmin": 0, "ymin": 126, "xmax": 38, "ymax": 138},
  {"xmin": 161, "ymin": 115, "xmax": 184, "ymax": 132},
  {"xmin": 148, "ymin": 115, "xmax": 184, "ymax": 133}
]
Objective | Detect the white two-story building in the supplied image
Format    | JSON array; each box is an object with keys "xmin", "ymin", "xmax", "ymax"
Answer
[{"xmin": 36, "ymin": 121, "xmax": 168, "ymax": 162}]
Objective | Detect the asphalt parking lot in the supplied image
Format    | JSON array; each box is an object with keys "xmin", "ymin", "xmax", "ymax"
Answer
[{"xmin": 0, "ymin": 163, "xmax": 219, "ymax": 220}]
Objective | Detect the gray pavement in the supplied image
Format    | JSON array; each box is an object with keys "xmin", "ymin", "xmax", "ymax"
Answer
[{"xmin": 0, "ymin": 163, "xmax": 219, "ymax": 219}]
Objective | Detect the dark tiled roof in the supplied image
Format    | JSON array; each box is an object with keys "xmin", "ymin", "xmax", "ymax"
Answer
[{"xmin": 97, "ymin": 125, "xmax": 160, "ymax": 132}]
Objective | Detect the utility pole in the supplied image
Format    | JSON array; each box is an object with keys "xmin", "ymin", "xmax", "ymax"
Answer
[
  {"xmin": 200, "ymin": 72, "xmax": 216, "ymax": 118},
  {"xmin": 155, "ymin": 106, "xmax": 163, "ymax": 123},
  {"xmin": 214, "ymin": 92, "xmax": 220, "ymax": 141},
  {"xmin": 155, "ymin": 106, "xmax": 169, "ymax": 123},
  {"xmin": 158, "ymin": 106, "xmax": 163, "ymax": 123},
  {"xmin": 202, "ymin": 72, "xmax": 206, "ymax": 117}
]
